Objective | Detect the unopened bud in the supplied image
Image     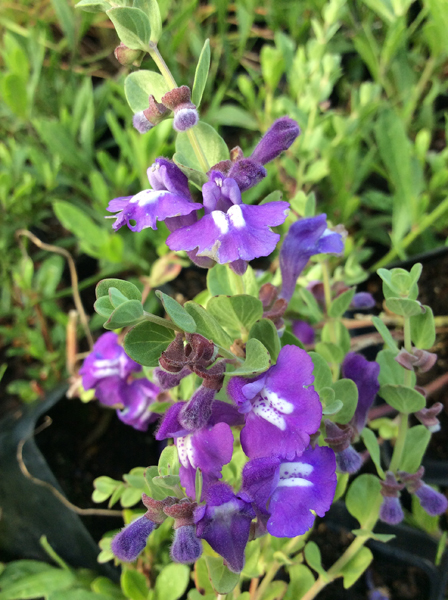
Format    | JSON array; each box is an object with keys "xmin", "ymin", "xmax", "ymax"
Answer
[
  {"xmin": 415, "ymin": 402, "xmax": 443, "ymax": 433},
  {"xmin": 170, "ymin": 525, "xmax": 203, "ymax": 564},
  {"xmin": 114, "ymin": 42, "xmax": 143, "ymax": 67},
  {"xmin": 161, "ymin": 86, "xmax": 199, "ymax": 132},
  {"xmin": 379, "ymin": 472, "xmax": 404, "ymax": 525},
  {"xmin": 133, "ymin": 95, "xmax": 170, "ymax": 134}
]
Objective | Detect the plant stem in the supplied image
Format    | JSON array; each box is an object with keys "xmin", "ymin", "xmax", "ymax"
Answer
[
  {"xmin": 217, "ymin": 594, "xmax": 227, "ymax": 600},
  {"xmin": 148, "ymin": 42, "xmax": 210, "ymax": 173},
  {"xmin": 143, "ymin": 311, "xmax": 182, "ymax": 332},
  {"xmin": 321, "ymin": 260, "xmax": 339, "ymax": 381},
  {"xmin": 301, "ymin": 496, "xmax": 381, "ymax": 600},
  {"xmin": 254, "ymin": 561, "xmax": 280, "ymax": 600},
  {"xmin": 371, "ymin": 195, "xmax": 448, "ymax": 271}
]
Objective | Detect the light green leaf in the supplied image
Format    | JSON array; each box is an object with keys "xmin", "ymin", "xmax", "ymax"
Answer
[
  {"xmin": 109, "ymin": 287, "xmax": 129, "ymax": 308},
  {"xmin": 309, "ymin": 352, "xmax": 333, "ymax": 391},
  {"xmin": 176, "ymin": 122, "xmax": 229, "ymax": 172},
  {"xmin": 304, "ymin": 542, "xmax": 327, "ymax": 579},
  {"xmin": 75, "ymin": 0, "xmax": 110, "ymax": 13},
  {"xmin": 379, "ymin": 384, "xmax": 425, "ymax": 414},
  {"xmin": 371, "ymin": 317, "xmax": 399, "ymax": 353},
  {"xmin": 330, "ymin": 379, "xmax": 358, "ymax": 424},
  {"xmin": 184, "ymin": 302, "xmax": 233, "ymax": 349},
  {"xmin": 121, "ymin": 568, "xmax": 148, "ymax": 600},
  {"xmin": 410, "ymin": 305, "xmax": 435, "ymax": 349},
  {"xmin": 400, "ymin": 425, "xmax": 431, "ymax": 473},
  {"xmin": 346, "ymin": 474, "xmax": 382, "ymax": 527},
  {"xmin": 94, "ymin": 296, "xmax": 115, "ymax": 318},
  {"xmin": 2, "ymin": 73, "xmax": 28, "ymax": 118},
  {"xmin": 249, "ymin": 319, "xmax": 281, "ymax": 362},
  {"xmin": 124, "ymin": 321, "xmax": 175, "ymax": 366},
  {"xmin": 340, "ymin": 546, "xmax": 373, "ymax": 588},
  {"xmin": 0, "ymin": 569, "xmax": 76, "ymax": 599},
  {"xmin": 315, "ymin": 341, "xmax": 344, "ymax": 365},
  {"xmin": 104, "ymin": 300, "xmax": 144, "ymax": 330},
  {"xmin": 145, "ymin": 466, "xmax": 171, "ymax": 500},
  {"xmin": 204, "ymin": 557, "xmax": 239, "ymax": 594},
  {"xmin": 124, "ymin": 70, "xmax": 170, "ymax": 112},
  {"xmin": 97, "ymin": 278, "xmax": 142, "ymax": 301},
  {"xmin": 328, "ymin": 288, "xmax": 355, "ymax": 318},
  {"xmin": 385, "ymin": 298, "xmax": 424, "ymax": 317},
  {"xmin": 51, "ymin": 0, "xmax": 76, "ymax": 51},
  {"xmin": 377, "ymin": 349, "xmax": 415, "ymax": 387},
  {"xmin": 192, "ymin": 39, "xmax": 210, "ymax": 107},
  {"xmin": 361, "ymin": 428, "xmax": 385, "ymax": 478},
  {"xmin": 158, "ymin": 445, "xmax": 179, "ymax": 476},
  {"xmin": 207, "ymin": 295, "xmax": 263, "ymax": 336},
  {"xmin": 154, "ymin": 564, "xmax": 190, "ymax": 600},
  {"xmin": 283, "ymin": 565, "xmax": 314, "ymax": 600},
  {"xmin": 228, "ymin": 338, "xmax": 271, "ymax": 377},
  {"xmin": 156, "ymin": 291, "xmax": 196, "ymax": 333},
  {"xmin": 133, "ymin": 0, "xmax": 162, "ymax": 43},
  {"xmin": 53, "ymin": 201, "xmax": 108, "ymax": 256},
  {"xmin": 173, "ymin": 154, "xmax": 209, "ymax": 188},
  {"xmin": 107, "ymin": 7, "xmax": 151, "ymax": 50},
  {"xmin": 207, "ymin": 264, "xmax": 258, "ymax": 297}
]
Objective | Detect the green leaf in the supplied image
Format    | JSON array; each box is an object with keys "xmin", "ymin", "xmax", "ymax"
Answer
[
  {"xmin": 158, "ymin": 445, "xmax": 179, "ymax": 476},
  {"xmin": 328, "ymin": 288, "xmax": 355, "ymax": 318},
  {"xmin": 346, "ymin": 474, "xmax": 381, "ymax": 527},
  {"xmin": 207, "ymin": 295, "xmax": 263, "ymax": 336},
  {"xmin": 75, "ymin": 0, "xmax": 111, "ymax": 13},
  {"xmin": 51, "ymin": 0, "xmax": 76, "ymax": 52},
  {"xmin": 322, "ymin": 399, "xmax": 343, "ymax": 415},
  {"xmin": 330, "ymin": 379, "xmax": 358, "ymax": 424},
  {"xmin": 133, "ymin": 0, "xmax": 162, "ymax": 43},
  {"xmin": 204, "ymin": 556, "xmax": 239, "ymax": 594},
  {"xmin": 385, "ymin": 298, "xmax": 424, "ymax": 317},
  {"xmin": 340, "ymin": 546, "xmax": 373, "ymax": 588},
  {"xmin": 176, "ymin": 122, "xmax": 229, "ymax": 172},
  {"xmin": 361, "ymin": 428, "xmax": 385, "ymax": 478},
  {"xmin": 53, "ymin": 201, "xmax": 108, "ymax": 256},
  {"xmin": 315, "ymin": 341, "xmax": 344, "ymax": 365},
  {"xmin": 309, "ymin": 352, "xmax": 333, "ymax": 391},
  {"xmin": 410, "ymin": 306, "xmax": 435, "ymax": 349},
  {"xmin": 109, "ymin": 287, "xmax": 129, "ymax": 308},
  {"xmin": 334, "ymin": 472, "xmax": 349, "ymax": 502},
  {"xmin": 124, "ymin": 321, "xmax": 175, "ymax": 367},
  {"xmin": 304, "ymin": 542, "xmax": 327, "ymax": 579},
  {"xmin": 96, "ymin": 278, "xmax": 142, "ymax": 302},
  {"xmin": 2, "ymin": 73, "xmax": 28, "ymax": 118},
  {"xmin": 228, "ymin": 338, "xmax": 270, "ymax": 377},
  {"xmin": 173, "ymin": 154, "xmax": 209, "ymax": 188},
  {"xmin": 152, "ymin": 474, "xmax": 182, "ymax": 491},
  {"xmin": 154, "ymin": 564, "xmax": 190, "ymax": 600},
  {"xmin": 120, "ymin": 487, "xmax": 142, "ymax": 507},
  {"xmin": 104, "ymin": 300, "xmax": 144, "ymax": 330},
  {"xmin": 249, "ymin": 319, "xmax": 281, "ymax": 362},
  {"xmin": 156, "ymin": 291, "xmax": 196, "ymax": 333},
  {"xmin": 296, "ymin": 288, "xmax": 324, "ymax": 322},
  {"xmin": 0, "ymin": 568, "xmax": 76, "ymax": 599},
  {"xmin": 94, "ymin": 296, "xmax": 115, "ymax": 318},
  {"xmin": 184, "ymin": 302, "xmax": 233, "ymax": 349},
  {"xmin": 107, "ymin": 7, "xmax": 151, "ymax": 50},
  {"xmin": 379, "ymin": 384, "xmax": 425, "ymax": 414},
  {"xmin": 321, "ymin": 321, "xmax": 351, "ymax": 355},
  {"xmin": 124, "ymin": 70, "xmax": 170, "ymax": 112},
  {"xmin": 400, "ymin": 425, "xmax": 431, "ymax": 473},
  {"xmin": 242, "ymin": 540, "xmax": 262, "ymax": 578},
  {"xmin": 121, "ymin": 568, "xmax": 148, "ymax": 600},
  {"xmin": 284, "ymin": 565, "xmax": 315, "ymax": 600},
  {"xmin": 207, "ymin": 263, "xmax": 258, "ymax": 297},
  {"xmin": 145, "ymin": 466, "xmax": 170, "ymax": 500},
  {"xmin": 192, "ymin": 39, "xmax": 210, "ymax": 107},
  {"xmin": 260, "ymin": 581, "xmax": 287, "ymax": 600},
  {"xmin": 280, "ymin": 330, "xmax": 305, "ymax": 350},
  {"xmin": 371, "ymin": 316, "xmax": 399, "ymax": 353},
  {"xmin": 377, "ymin": 349, "xmax": 415, "ymax": 387}
]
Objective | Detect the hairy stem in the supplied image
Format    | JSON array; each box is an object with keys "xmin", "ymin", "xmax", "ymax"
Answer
[{"xmin": 148, "ymin": 43, "xmax": 210, "ymax": 173}]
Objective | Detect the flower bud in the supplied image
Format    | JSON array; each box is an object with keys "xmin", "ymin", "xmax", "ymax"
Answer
[
  {"xmin": 414, "ymin": 484, "xmax": 448, "ymax": 516},
  {"xmin": 154, "ymin": 366, "xmax": 191, "ymax": 390},
  {"xmin": 114, "ymin": 42, "xmax": 143, "ymax": 67},
  {"xmin": 250, "ymin": 116, "xmax": 300, "ymax": 166},
  {"xmin": 161, "ymin": 86, "xmax": 199, "ymax": 132},
  {"xmin": 336, "ymin": 446, "xmax": 363, "ymax": 474},
  {"xmin": 379, "ymin": 472, "xmax": 404, "ymax": 525},
  {"xmin": 133, "ymin": 95, "xmax": 170, "ymax": 134},
  {"xmin": 415, "ymin": 402, "xmax": 443, "ymax": 433},
  {"xmin": 324, "ymin": 421, "xmax": 362, "ymax": 474},
  {"xmin": 170, "ymin": 525, "xmax": 203, "ymax": 564},
  {"xmin": 351, "ymin": 292, "xmax": 375, "ymax": 310},
  {"xmin": 395, "ymin": 348, "xmax": 437, "ymax": 373},
  {"xmin": 111, "ymin": 516, "xmax": 156, "ymax": 562}
]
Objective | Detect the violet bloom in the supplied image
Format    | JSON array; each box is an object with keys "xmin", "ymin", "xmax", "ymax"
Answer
[
  {"xmin": 351, "ymin": 292, "xmax": 375, "ymax": 310},
  {"xmin": 195, "ymin": 483, "xmax": 255, "ymax": 573},
  {"xmin": 106, "ymin": 158, "xmax": 201, "ymax": 232},
  {"xmin": 400, "ymin": 469, "xmax": 447, "ymax": 517},
  {"xmin": 342, "ymin": 352, "xmax": 380, "ymax": 435},
  {"xmin": 117, "ymin": 379, "xmax": 160, "ymax": 432},
  {"xmin": 242, "ymin": 445, "xmax": 337, "ymax": 537},
  {"xmin": 279, "ymin": 214, "xmax": 344, "ymax": 303},
  {"xmin": 379, "ymin": 472, "xmax": 404, "ymax": 525},
  {"xmin": 227, "ymin": 345, "xmax": 322, "ymax": 460},
  {"xmin": 292, "ymin": 320, "xmax": 315, "ymax": 345},
  {"xmin": 80, "ymin": 332, "xmax": 141, "ymax": 407},
  {"xmin": 156, "ymin": 400, "xmax": 242, "ymax": 499},
  {"xmin": 111, "ymin": 516, "xmax": 156, "ymax": 562},
  {"xmin": 167, "ymin": 171, "xmax": 289, "ymax": 274}
]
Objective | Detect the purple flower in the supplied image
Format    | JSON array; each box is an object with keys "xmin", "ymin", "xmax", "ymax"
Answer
[
  {"xmin": 227, "ymin": 345, "xmax": 322, "ymax": 460},
  {"xmin": 156, "ymin": 400, "xmax": 239, "ymax": 499},
  {"xmin": 167, "ymin": 172, "xmax": 289, "ymax": 268},
  {"xmin": 414, "ymin": 485, "xmax": 448, "ymax": 516},
  {"xmin": 242, "ymin": 445, "xmax": 337, "ymax": 537},
  {"xmin": 342, "ymin": 352, "xmax": 380, "ymax": 435},
  {"xmin": 379, "ymin": 472, "xmax": 404, "ymax": 525},
  {"xmin": 291, "ymin": 320, "xmax": 315, "ymax": 345},
  {"xmin": 279, "ymin": 214, "xmax": 344, "ymax": 303},
  {"xmin": 79, "ymin": 332, "xmax": 141, "ymax": 407},
  {"xmin": 171, "ymin": 525, "xmax": 202, "ymax": 563},
  {"xmin": 324, "ymin": 421, "xmax": 362, "ymax": 474},
  {"xmin": 111, "ymin": 515, "xmax": 156, "ymax": 562},
  {"xmin": 351, "ymin": 292, "xmax": 375, "ymax": 310},
  {"xmin": 117, "ymin": 379, "xmax": 160, "ymax": 431},
  {"xmin": 195, "ymin": 483, "xmax": 255, "ymax": 573}
]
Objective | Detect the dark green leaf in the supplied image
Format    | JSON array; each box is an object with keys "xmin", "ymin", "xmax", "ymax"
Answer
[
  {"xmin": 280, "ymin": 330, "xmax": 305, "ymax": 350},
  {"xmin": 107, "ymin": 7, "xmax": 151, "ymax": 51},
  {"xmin": 192, "ymin": 39, "xmax": 210, "ymax": 107},
  {"xmin": 133, "ymin": 0, "xmax": 162, "ymax": 43},
  {"xmin": 0, "ymin": 569, "xmax": 76, "ymax": 599},
  {"xmin": 94, "ymin": 296, "xmax": 115, "ymax": 318},
  {"xmin": 330, "ymin": 379, "xmax": 358, "ymax": 424},
  {"xmin": 249, "ymin": 319, "xmax": 281, "ymax": 362},
  {"xmin": 228, "ymin": 338, "xmax": 270, "ymax": 377},
  {"xmin": 104, "ymin": 300, "xmax": 144, "ymax": 330},
  {"xmin": 379, "ymin": 384, "xmax": 425, "ymax": 414},
  {"xmin": 184, "ymin": 302, "xmax": 233, "ymax": 349},
  {"xmin": 173, "ymin": 154, "xmax": 209, "ymax": 188},
  {"xmin": 96, "ymin": 278, "xmax": 142, "ymax": 302},
  {"xmin": 156, "ymin": 291, "xmax": 196, "ymax": 333},
  {"xmin": 124, "ymin": 321, "xmax": 175, "ymax": 366},
  {"xmin": 145, "ymin": 466, "xmax": 170, "ymax": 500},
  {"xmin": 361, "ymin": 428, "xmax": 385, "ymax": 478},
  {"xmin": 124, "ymin": 70, "xmax": 170, "ymax": 112}
]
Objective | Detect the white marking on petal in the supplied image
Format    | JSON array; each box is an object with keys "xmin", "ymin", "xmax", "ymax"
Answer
[
  {"xmin": 131, "ymin": 190, "xmax": 162, "ymax": 206},
  {"xmin": 211, "ymin": 211, "xmax": 229, "ymax": 234},
  {"xmin": 215, "ymin": 177, "xmax": 223, "ymax": 187},
  {"xmin": 93, "ymin": 357, "xmax": 121, "ymax": 378},
  {"xmin": 176, "ymin": 434, "xmax": 195, "ymax": 468},
  {"xmin": 252, "ymin": 398, "xmax": 286, "ymax": 430},
  {"xmin": 228, "ymin": 204, "xmax": 246, "ymax": 229},
  {"xmin": 262, "ymin": 389, "xmax": 294, "ymax": 414},
  {"xmin": 277, "ymin": 462, "xmax": 314, "ymax": 488}
]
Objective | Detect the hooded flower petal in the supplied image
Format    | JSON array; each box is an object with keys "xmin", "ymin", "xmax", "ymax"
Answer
[
  {"xmin": 147, "ymin": 158, "xmax": 192, "ymax": 199},
  {"xmin": 279, "ymin": 214, "xmax": 344, "ymax": 302},
  {"xmin": 342, "ymin": 352, "xmax": 380, "ymax": 434},
  {"xmin": 227, "ymin": 345, "xmax": 322, "ymax": 459},
  {"xmin": 202, "ymin": 172, "xmax": 242, "ymax": 214},
  {"xmin": 107, "ymin": 189, "xmax": 201, "ymax": 232},
  {"xmin": 117, "ymin": 379, "xmax": 161, "ymax": 431},
  {"xmin": 195, "ymin": 483, "xmax": 255, "ymax": 573},
  {"xmin": 167, "ymin": 202, "xmax": 289, "ymax": 264},
  {"xmin": 250, "ymin": 117, "xmax": 300, "ymax": 166},
  {"xmin": 176, "ymin": 422, "xmax": 234, "ymax": 499},
  {"xmin": 242, "ymin": 445, "xmax": 337, "ymax": 537}
]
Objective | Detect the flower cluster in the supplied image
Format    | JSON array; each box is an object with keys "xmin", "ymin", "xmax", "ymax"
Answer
[{"xmin": 80, "ymin": 332, "xmax": 162, "ymax": 431}]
